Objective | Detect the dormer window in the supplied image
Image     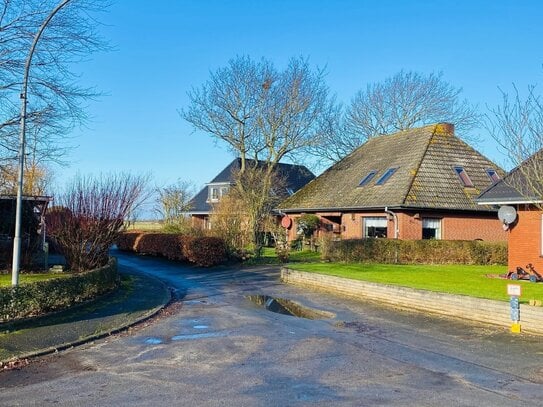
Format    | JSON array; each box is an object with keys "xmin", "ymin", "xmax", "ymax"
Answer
[
  {"xmin": 453, "ymin": 166, "xmax": 474, "ymax": 187},
  {"xmin": 209, "ymin": 185, "xmax": 229, "ymax": 202},
  {"xmin": 210, "ymin": 187, "xmax": 220, "ymax": 201},
  {"xmin": 375, "ymin": 167, "xmax": 398, "ymax": 185},
  {"xmin": 358, "ymin": 170, "xmax": 377, "ymax": 187},
  {"xmin": 486, "ymin": 169, "xmax": 500, "ymax": 183}
]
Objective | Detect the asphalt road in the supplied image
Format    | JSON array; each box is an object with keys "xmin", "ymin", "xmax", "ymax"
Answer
[{"xmin": 1, "ymin": 251, "xmax": 543, "ymax": 406}]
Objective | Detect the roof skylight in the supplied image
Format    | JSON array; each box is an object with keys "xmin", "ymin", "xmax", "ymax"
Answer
[
  {"xmin": 486, "ymin": 169, "xmax": 500, "ymax": 183},
  {"xmin": 358, "ymin": 170, "xmax": 377, "ymax": 186},
  {"xmin": 453, "ymin": 166, "xmax": 474, "ymax": 187},
  {"xmin": 375, "ymin": 168, "xmax": 398, "ymax": 185}
]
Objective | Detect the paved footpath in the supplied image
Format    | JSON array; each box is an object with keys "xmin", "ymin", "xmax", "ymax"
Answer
[
  {"xmin": 1, "ymin": 251, "xmax": 543, "ymax": 406},
  {"xmin": 0, "ymin": 264, "xmax": 171, "ymax": 363}
]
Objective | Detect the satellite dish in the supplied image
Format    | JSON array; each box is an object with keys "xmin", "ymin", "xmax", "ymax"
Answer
[{"xmin": 498, "ymin": 205, "xmax": 517, "ymax": 226}]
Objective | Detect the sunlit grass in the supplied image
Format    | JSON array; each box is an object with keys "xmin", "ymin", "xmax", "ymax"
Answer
[
  {"xmin": 287, "ymin": 262, "xmax": 543, "ymax": 303},
  {"xmin": 0, "ymin": 272, "xmax": 69, "ymax": 287}
]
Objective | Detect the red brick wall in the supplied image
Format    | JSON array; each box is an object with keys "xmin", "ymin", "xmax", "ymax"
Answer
[
  {"xmin": 285, "ymin": 210, "xmax": 506, "ymax": 242},
  {"xmin": 398, "ymin": 212, "xmax": 422, "ymax": 239},
  {"xmin": 441, "ymin": 213, "xmax": 506, "ymax": 241},
  {"xmin": 191, "ymin": 215, "xmax": 207, "ymax": 229},
  {"xmin": 508, "ymin": 205, "xmax": 543, "ymax": 272}
]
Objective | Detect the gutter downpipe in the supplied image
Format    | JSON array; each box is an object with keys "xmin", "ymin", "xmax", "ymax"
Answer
[{"xmin": 384, "ymin": 206, "xmax": 399, "ymax": 239}]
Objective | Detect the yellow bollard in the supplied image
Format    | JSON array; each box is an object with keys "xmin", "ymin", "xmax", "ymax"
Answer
[{"xmin": 510, "ymin": 322, "xmax": 521, "ymax": 333}]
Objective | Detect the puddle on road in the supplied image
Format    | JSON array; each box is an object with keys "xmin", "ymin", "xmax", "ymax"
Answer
[
  {"xmin": 172, "ymin": 332, "xmax": 225, "ymax": 341},
  {"xmin": 144, "ymin": 337, "xmax": 164, "ymax": 345},
  {"xmin": 245, "ymin": 295, "xmax": 334, "ymax": 320}
]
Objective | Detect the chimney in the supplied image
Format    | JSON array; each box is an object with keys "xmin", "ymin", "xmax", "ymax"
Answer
[{"xmin": 434, "ymin": 123, "xmax": 454, "ymax": 135}]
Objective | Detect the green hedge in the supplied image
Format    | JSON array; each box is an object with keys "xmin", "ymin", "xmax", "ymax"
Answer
[
  {"xmin": 322, "ymin": 239, "xmax": 507, "ymax": 265},
  {"xmin": 0, "ymin": 258, "xmax": 119, "ymax": 322},
  {"xmin": 116, "ymin": 232, "xmax": 227, "ymax": 267}
]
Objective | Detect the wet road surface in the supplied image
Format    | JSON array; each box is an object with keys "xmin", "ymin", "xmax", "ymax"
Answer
[{"xmin": 2, "ymin": 251, "xmax": 543, "ymax": 406}]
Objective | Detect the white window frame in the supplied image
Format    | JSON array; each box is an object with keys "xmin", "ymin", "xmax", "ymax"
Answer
[
  {"xmin": 422, "ymin": 218, "xmax": 442, "ymax": 240},
  {"xmin": 363, "ymin": 217, "xmax": 388, "ymax": 238},
  {"xmin": 209, "ymin": 187, "xmax": 220, "ymax": 202}
]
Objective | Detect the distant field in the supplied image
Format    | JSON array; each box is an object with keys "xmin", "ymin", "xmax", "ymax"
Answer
[{"xmin": 126, "ymin": 221, "xmax": 163, "ymax": 231}]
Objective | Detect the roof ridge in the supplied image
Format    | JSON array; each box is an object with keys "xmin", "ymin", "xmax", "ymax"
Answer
[{"xmin": 400, "ymin": 125, "xmax": 438, "ymax": 205}]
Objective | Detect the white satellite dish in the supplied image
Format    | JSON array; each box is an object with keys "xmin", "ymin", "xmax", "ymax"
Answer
[{"xmin": 498, "ymin": 205, "xmax": 517, "ymax": 226}]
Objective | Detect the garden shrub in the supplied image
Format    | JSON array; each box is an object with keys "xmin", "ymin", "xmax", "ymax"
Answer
[
  {"xmin": 0, "ymin": 258, "xmax": 119, "ymax": 322},
  {"xmin": 116, "ymin": 231, "xmax": 143, "ymax": 252},
  {"xmin": 115, "ymin": 232, "xmax": 226, "ymax": 266},
  {"xmin": 135, "ymin": 233, "xmax": 165, "ymax": 256},
  {"xmin": 183, "ymin": 236, "xmax": 227, "ymax": 267},
  {"xmin": 322, "ymin": 239, "xmax": 507, "ymax": 265}
]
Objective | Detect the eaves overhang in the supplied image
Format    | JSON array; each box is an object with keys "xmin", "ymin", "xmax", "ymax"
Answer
[
  {"xmin": 476, "ymin": 199, "xmax": 542, "ymax": 206},
  {"xmin": 277, "ymin": 204, "xmax": 498, "ymax": 214}
]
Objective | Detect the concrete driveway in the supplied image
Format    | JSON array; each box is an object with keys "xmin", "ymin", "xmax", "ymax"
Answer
[{"xmin": 1, "ymin": 251, "xmax": 543, "ymax": 406}]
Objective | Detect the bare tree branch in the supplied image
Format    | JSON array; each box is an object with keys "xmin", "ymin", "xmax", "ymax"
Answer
[{"xmin": 309, "ymin": 71, "xmax": 481, "ymax": 165}]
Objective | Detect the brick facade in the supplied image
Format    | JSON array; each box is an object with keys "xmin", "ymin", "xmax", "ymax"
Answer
[
  {"xmin": 285, "ymin": 209, "xmax": 506, "ymax": 242},
  {"xmin": 508, "ymin": 205, "xmax": 543, "ymax": 273}
]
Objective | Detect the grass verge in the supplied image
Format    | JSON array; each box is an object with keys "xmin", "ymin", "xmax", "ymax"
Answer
[
  {"xmin": 244, "ymin": 248, "xmax": 321, "ymax": 266},
  {"xmin": 287, "ymin": 263, "xmax": 543, "ymax": 303},
  {"xmin": 0, "ymin": 273, "xmax": 69, "ymax": 287}
]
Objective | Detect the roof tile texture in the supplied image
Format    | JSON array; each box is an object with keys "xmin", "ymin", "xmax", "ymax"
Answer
[{"xmin": 280, "ymin": 124, "xmax": 502, "ymax": 212}]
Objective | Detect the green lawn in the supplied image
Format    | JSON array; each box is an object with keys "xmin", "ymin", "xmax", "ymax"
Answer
[
  {"xmin": 287, "ymin": 262, "xmax": 543, "ymax": 303},
  {"xmin": 244, "ymin": 247, "xmax": 321, "ymax": 266},
  {"xmin": 0, "ymin": 273, "xmax": 69, "ymax": 287}
]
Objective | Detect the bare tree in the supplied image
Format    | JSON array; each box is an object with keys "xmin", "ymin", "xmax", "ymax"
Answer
[
  {"xmin": 47, "ymin": 173, "xmax": 149, "ymax": 272},
  {"xmin": 487, "ymin": 84, "xmax": 543, "ymax": 207},
  {"xmin": 183, "ymin": 55, "xmax": 333, "ymax": 250},
  {"xmin": 311, "ymin": 71, "xmax": 480, "ymax": 163},
  {"xmin": 156, "ymin": 180, "xmax": 196, "ymax": 231},
  {"xmin": 0, "ymin": 0, "xmax": 108, "ymax": 172}
]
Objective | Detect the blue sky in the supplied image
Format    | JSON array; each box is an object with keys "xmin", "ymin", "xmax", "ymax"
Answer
[{"xmin": 59, "ymin": 0, "xmax": 543, "ymax": 201}]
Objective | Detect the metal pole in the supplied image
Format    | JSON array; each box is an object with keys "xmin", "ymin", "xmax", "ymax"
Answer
[{"xmin": 11, "ymin": 0, "xmax": 72, "ymax": 286}]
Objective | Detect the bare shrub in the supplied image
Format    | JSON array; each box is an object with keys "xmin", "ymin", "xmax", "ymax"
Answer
[{"xmin": 47, "ymin": 173, "xmax": 149, "ymax": 272}]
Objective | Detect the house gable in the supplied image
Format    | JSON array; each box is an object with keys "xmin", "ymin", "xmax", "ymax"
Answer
[
  {"xmin": 188, "ymin": 158, "xmax": 315, "ymax": 214},
  {"xmin": 279, "ymin": 123, "xmax": 503, "ymax": 213}
]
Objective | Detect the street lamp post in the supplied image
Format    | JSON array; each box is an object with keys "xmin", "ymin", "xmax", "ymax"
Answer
[{"xmin": 11, "ymin": 0, "xmax": 72, "ymax": 286}]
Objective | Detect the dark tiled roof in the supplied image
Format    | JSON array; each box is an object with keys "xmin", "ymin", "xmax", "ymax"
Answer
[
  {"xmin": 189, "ymin": 158, "xmax": 315, "ymax": 213},
  {"xmin": 279, "ymin": 123, "xmax": 503, "ymax": 212},
  {"xmin": 477, "ymin": 150, "xmax": 543, "ymax": 204}
]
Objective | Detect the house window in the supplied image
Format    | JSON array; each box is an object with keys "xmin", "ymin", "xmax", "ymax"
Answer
[
  {"xmin": 422, "ymin": 218, "xmax": 442, "ymax": 240},
  {"xmin": 363, "ymin": 217, "xmax": 388, "ymax": 238},
  {"xmin": 486, "ymin": 169, "xmax": 500, "ymax": 183},
  {"xmin": 375, "ymin": 168, "xmax": 398, "ymax": 185},
  {"xmin": 210, "ymin": 187, "xmax": 219, "ymax": 201},
  {"xmin": 453, "ymin": 166, "xmax": 474, "ymax": 187},
  {"xmin": 220, "ymin": 186, "xmax": 229, "ymax": 197},
  {"xmin": 358, "ymin": 170, "xmax": 377, "ymax": 187}
]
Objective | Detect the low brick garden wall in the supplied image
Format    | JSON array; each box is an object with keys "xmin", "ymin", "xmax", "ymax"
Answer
[{"xmin": 281, "ymin": 268, "xmax": 543, "ymax": 335}]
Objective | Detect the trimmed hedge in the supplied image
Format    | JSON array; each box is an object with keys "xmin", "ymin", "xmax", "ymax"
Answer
[
  {"xmin": 183, "ymin": 236, "xmax": 227, "ymax": 267},
  {"xmin": 0, "ymin": 258, "xmax": 119, "ymax": 322},
  {"xmin": 116, "ymin": 232, "xmax": 227, "ymax": 267},
  {"xmin": 322, "ymin": 239, "xmax": 507, "ymax": 265},
  {"xmin": 115, "ymin": 231, "xmax": 143, "ymax": 252}
]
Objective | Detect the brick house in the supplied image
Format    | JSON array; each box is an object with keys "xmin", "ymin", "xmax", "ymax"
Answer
[
  {"xmin": 477, "ymin": 150, "xmax": 543, "ymax": 273},
  {"xmin": 188, "ymin": 158, "xmax": 315, "ymax": 229},
  {"xmin": 278, "ymin": 123, "xmax": 507, "ymax": 242}
]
